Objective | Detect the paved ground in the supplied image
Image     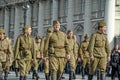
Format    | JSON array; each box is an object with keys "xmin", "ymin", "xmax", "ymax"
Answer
[{"xmin": 4, "ymin": 71, "xmax": 116, "ymax": 80}]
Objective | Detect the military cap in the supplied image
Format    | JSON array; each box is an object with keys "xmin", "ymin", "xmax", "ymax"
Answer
[
  {"xmin": 47, "ymin": 27, "xmax": 53, "ymax": 33},
  {"xmin": 84, "ymin": 34, "xmax": 89, "ymax": 39},
  {"xmin": 35, "ymin": 34, "xmax": 41, "ymax": 40},
  {"xmin": 98, "ymin": 21, "xmax": 106, "ymax": 27},
  {"xmin": 0, "ymin": 28, "xmax": 5, "ymax": 34},
  {"xmin": 53, "ymin": 20, "xmax": 60, "ymax": 26},
  {"xmin": 23, "ymin": 25, "xmax": 31, "ymax": 31},
  {"xmin": 67, "ymin": 29, "xmax": 73, "ymax": 34}
]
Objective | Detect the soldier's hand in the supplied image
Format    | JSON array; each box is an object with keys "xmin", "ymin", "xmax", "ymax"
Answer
[
  {"xmin": 66, "ymin": 54, "xmax": 70, "ymax": 60},
  {"xmin": 90, "ymin": 55, "xmax": 94, "ymax": 61},
  {"xmin": 107, "ymin": 56, "xmax": 110, "ymax": 62}
]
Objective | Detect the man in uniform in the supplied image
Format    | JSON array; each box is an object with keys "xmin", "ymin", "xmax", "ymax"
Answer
[
  {"xmin": 15, "ymin": 25, "xmax": 36, "ymax": 80},
  {"xmin": 67, "ymin": 30, "xmax": 76, "ymax": 80},
  {"xmin": 32, "ymin": 35, "xmax": 43, "ymax": 79},
  {"xmin": 0, "ymin": 29, "xmax": 13, "ymax": 80},
  {"xmin": 79, "ymin": 34, "xmax": 90, "ymax": 79},
  {"xmin": 44, "ymin": 20, "xmax": 70, "ymax": 80},
  {"xmin": 43, "ymin": 27, "xmax": 53, "ymax": 80},
  {"xmin": 88, "ymin": 21, "xmax": 111, "ymax": 80}
]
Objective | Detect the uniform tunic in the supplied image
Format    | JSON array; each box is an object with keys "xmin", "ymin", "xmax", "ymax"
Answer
[{"xmin": 88, "ymin": 31, "xmax": 111, "ymax": 74}]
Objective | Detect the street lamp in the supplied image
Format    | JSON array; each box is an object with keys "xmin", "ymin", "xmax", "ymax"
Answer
[{"xmin": 23, "ymin": 1, "xmax": 30, "ymax": 26}]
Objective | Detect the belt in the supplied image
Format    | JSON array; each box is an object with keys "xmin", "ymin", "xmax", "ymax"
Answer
[
  {"xmin": 54, "ymin": 46, "xmax": 65, "ymax": 49},
  {"xmin": 0, "ymin": 49, "xmax": 8, "ymax": 53},
  {"xmin": 95, "ymin": 46, "xmax": 103, "ymax": 48}
]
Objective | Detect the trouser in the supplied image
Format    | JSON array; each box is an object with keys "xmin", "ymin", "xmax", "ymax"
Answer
[
  {"xmin": 89, "ymin": 57, "xmax": 107, "ymax": 80},
  {"xmin": 49, "ymin": 56, "xmax": 66, "ymax": 80},
  {"xmin": 19, "ymin": 59, "xmax": 31, "ymax": 77}
]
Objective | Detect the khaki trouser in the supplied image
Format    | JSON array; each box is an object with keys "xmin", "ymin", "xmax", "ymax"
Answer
[
  {"xmin": 89, "ymin": 57, "xmax": 107, "ymax": 75},
  {"xmin": 82, "ymin": 57, "xmax": 90, "ymax": 68},
  {"xmin": 44, "ymin": 58, "xmax": 49, "ymax": 74},
  {"xmin": 49, "ymin": 56, "xmax": 66, "ymax": 80},
  {"xmin": 69, "ymin": 53, "xmax": 76, "ymax": 71},
  {"xmin": 19, "ymin": 59, "xmax": 31, "ymax": 76}
]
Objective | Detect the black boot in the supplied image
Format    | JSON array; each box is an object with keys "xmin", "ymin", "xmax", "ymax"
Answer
[
  {"xmin": 73, "ymin": 71, "xmax": 76, "ymax": 79},
  {"xmin": 69, "ymin": 71, "xmax": 73, "ymax": 80},
  {"xmin": 97, "ymin": 69, "xmax": 100, "ymax": 80},
  {"xmin": 88, "ymin": 75, "xmax": 93, "ymax": 80},
  {"xmin": 0, "ymin": 72, "xmax": 3, "ymax": 80},
  {"xmin": 4, "ymin": 71, "xmax": 8, "ymax": 80},
  {"xmin": 34, "ymin": 70, "xmax": 39, "ymax": 79},
  {"xmin": 100, "ymin": 73, "xmax": 106, "ymax": 80},
  {"xmin": 32, "ymin": 71, "xmax": 35, "ymax": 79},
  {"xmin": 45, "ymin": 73, "xmax": 50, "ymax": 80},
  {"xmin": 82, "ymin": 68, "xmax": 85, "ymax": 79},
  {"xmin": 24, "ymin": 76, "xmax": 27, "ymax": 80},
  {"xmin": 15, "ymin": 68, "xmax": 19, "ymax": 77},
  {"xmin": 20, "ymin": 76, "xmax": 24, "ymax": 80}
]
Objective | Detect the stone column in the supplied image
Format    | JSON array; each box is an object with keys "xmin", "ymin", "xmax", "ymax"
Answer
[
  {"xmin": 84, "ymin": 0, "xmax": 91, "ymax": 36},
  {"xmin": 4, "ymin": 8, "xmax": 9, "ymax": 35},
  {"xmin": 67, "ymin": 0, "xmax": 73, "ymax": 30},
  {"xmin": 105, "ymin": 0, "xmax": 115, "ymax": 48},
  {"xmin": 38, "ymin": 1, "xmax": 44, "ymax": 36},
  {"xmin": 14, "ymin": 6, "xmax": 20, "ymax": 44},
  {"xmin": 52, "ymin": 0, "xmax": 58, "ymax": 21}
]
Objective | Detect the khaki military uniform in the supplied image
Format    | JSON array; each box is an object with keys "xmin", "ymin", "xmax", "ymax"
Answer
[
  {"xmin": 15, "ymin": 34, "xmax": 36, "ymax": 77},
  {"xmin": 44, "ymin": 30, "xmax": 70, "ymax": 80},
  {"xmin": 33, "ymin": 42, "xmax": 42, "ymax": 70},
  {"xmin": 79, "ymin": 41, "xmax": 90, "ymax": 68},
  {"xmin": 67, "ymin": 38, "xmax": 76, "ymax": 71},
  {"xmin": 88, "ymin": 31, "xmax": 111, "ymax": 75},
  {"xmin": 73, "ymin": 42, "xmax": 79, "ymax": 67}
]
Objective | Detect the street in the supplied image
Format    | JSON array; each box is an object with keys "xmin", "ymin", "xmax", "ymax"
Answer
[{"xmin": 6, "ymin": 71, "xmax": 113, "ymax": 80}]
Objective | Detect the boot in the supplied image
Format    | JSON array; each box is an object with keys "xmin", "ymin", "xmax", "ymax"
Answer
[
  {"xmin": 24, "ymin": 76, "xmax": 27, "ymax": 80},
  {"xmin": 100, "ymin": 73, "xmax": 106, "ymax": 80},
  {"xmin": 0, "ymin": 72, "xmax": 3, "ymax": 80},
  {"xmin": 45, "ymin": 73, "xmax": 50, "ymax": 80},
  {"xmin": 82, "ymin": 68, "xmax": 85, "ymax": 79},
  {"xmin": 51, "ymin": 71, "xmax": 57, "ymax": 80},
  {"xmin": 69, "ymin": 71, "xmax": 73, "ymax": 80},
  {"xmin": 20, "ymin": 76, "xmax": 24, "ymax": 80},
  {"xmin": 15, "ymin": 68, "xmax": 18, "ymax": 77},
  {"xmin": 34, "ymin": 70, "xmax": 39, "ymax": 79},
  {"xmin": 73, "ymin": 71, "xmax": 76, "ymax": 79},
  {"xmin": 97, "ymin": 69, "xmax": 100, "ymax": 80},
  {"xmin": 32, "ymin": 70, "xmax": 35, "ymax": 79},
  {"xmin": 4, "ymin": 71, "xmax": 8, "ymax": 80},
  {"xmin": 88, "ymin": 75, "xmax": 93, "ymax": 80}
]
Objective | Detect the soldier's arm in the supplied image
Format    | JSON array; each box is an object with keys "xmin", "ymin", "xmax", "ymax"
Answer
[
  {"xmin": 43, "ymin": 34, "xmax": 51, "ymax": 57},
  {"xmin": 14, "ymin": 36, "xmax": 20, "ymax": 59},
  {"xmin": 79, "ymin": 42, "xmax": 83, "ymax": 59},
  {"xmin": 64, "ymin": 34, "xmax": 70, "ymax": 55},
  {"xmin": 88, "ymin": 33, "xmax": 96, "ymax": 57},
  {"xmin": 105, "ymin": 35, "xmax": 111, "ymax": 57}
]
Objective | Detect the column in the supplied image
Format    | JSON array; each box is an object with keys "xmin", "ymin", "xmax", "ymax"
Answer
[
  {"xmin": 4, "ymin": 8, "xmax": 9, "ymax": 35},
  {"xmin": 67, "ymin": 0, "xmax": 73, "ymax": 30},
  {"xmin": 14, "ymin": 6, "xmax": 20, "ymax": 44},
  {"xmin": 26, "ymin": 6, "xmax": 31, "ymax": 25},
  {"xmin": 52, "ymin": 0, "xmax": 58, "ymax": 21},
  {"xmin": 105, "ymin": 0, "xmax": 115, "ymax": 48},
  {"xmin": 38, "ymin": 1, "xmax": 44, "ymax": 36},
  {"xmin": 84, "ymin": 0, "xmax": 91, "ymax": 36}
]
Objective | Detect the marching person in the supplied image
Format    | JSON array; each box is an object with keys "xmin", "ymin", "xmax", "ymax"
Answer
[
  {"xmin": 14, "ymin": 25, "xmax": 36, "ymax": 80},
  {"xmin": 0, "ymin": 29, "xmax": 13, "ymax": 80},
  {"xmin": 88, "ymin": 21, "xmax": 111, "ymax": 80},
  {"xmin": 44, "ymin": 20, "xmax": 70, "ymax": 80}
]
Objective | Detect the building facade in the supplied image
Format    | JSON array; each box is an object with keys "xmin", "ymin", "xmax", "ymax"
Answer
[{"xmin": 0, "ymin": 0, "xmax": 120, "ymax": 48}]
